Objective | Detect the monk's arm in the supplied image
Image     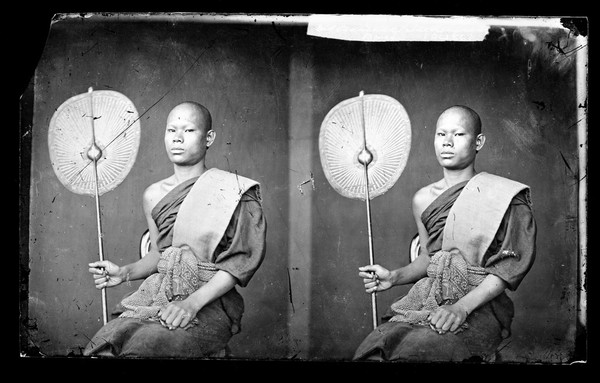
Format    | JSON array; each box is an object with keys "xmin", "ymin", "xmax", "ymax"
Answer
[
  {"xmin": 455, "ymin": 274, "xmax": 507, "ymax": 316},
  {"xmin": 185, "ymin": 271, "xmax": 237, "ymax": 311},
  {"xmin": 116, "ymin": 248, "xmax": 160, "ymax": 283},
  {"xmin": 162, "ymin": 193, "xmax": 266, "ymax": 328},
  {"xmin": 360, "ymin": 187, "xmax": 433, "ymax": 292},
  {"xmin": 185, "ymin": 190, "xmax": 266, "ymax": 310},
  {"xmin": 114, "ymin": 188, "xmax": 162, "ymax": 282},
  {"xmin": 388, "ymin": 252, "xmax": 430, "ymax": 286},
  {"xmin": 159, "ymin": 270, "xmax": 238, "ymax": 328},
  {"xmin": 88, "ymin": 188, "xmax": 161, "ymax": 287},
  {"xmin": 390, "ymin": 190, "xmax": 432, "ymax": 285},
  {"xmin": 430, "ymin": 274, "xmax": 507, "ymax": 333},
  {"xmin": 361, "ymin": 190, "xmax": 431, "ymax": 293}
]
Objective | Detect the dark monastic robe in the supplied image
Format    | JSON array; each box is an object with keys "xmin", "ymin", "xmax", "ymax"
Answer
[
  {"xmin": 83, "ymin": 173, "xmax": 266, "ymax": 358},
  {"xmin": 354, "ymin": 177, "xmax": 536, "ymax": 362}
]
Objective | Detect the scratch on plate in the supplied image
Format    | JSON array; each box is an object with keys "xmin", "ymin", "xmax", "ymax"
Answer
[
  {"xmin": 297, "ymin": 172, "xmax": 315, "ymax": 195},
  {"xmin": 287, "ymin": 268, "xmax": 295, "ymax": 313}
]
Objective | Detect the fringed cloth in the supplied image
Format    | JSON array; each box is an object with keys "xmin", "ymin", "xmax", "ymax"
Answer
[
  {"xmin": 120, "ymin": 246, "xmax": 218, "ymax": 329},
  {"xmin": 389, "ymin": 250, "xmax": 487, "ymax": 333}
]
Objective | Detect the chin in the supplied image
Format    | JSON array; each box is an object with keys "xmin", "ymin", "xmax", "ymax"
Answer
[
  {"xmin": 169, "ymin": 156, "xmax": 188, "ymax": 165},
  {"xmin": 437, "ymin": 158, "xmax": 455, "ymax": 167}
]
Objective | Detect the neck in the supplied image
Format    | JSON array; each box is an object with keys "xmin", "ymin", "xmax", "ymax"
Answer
[
  {"xmin": 442, "ymin": 166, "xmax": 477, "ymax": 188},
  {"xmin": 172, "ymin": 161, "xmax": 208, "ymax": 184}
]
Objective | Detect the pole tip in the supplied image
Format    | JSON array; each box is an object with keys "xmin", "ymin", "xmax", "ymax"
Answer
[
  {"xmin": 88, "ymin": 87, "xmax": 94, "ymax": 93},
  {"xmin": 359, "ymin": 90, "xmax": 364, "ymax": 97}
]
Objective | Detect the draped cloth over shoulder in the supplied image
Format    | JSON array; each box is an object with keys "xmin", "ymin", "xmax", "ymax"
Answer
[
  {"xmin": 388, "ymin": 172, "xmax": 529, "ymax": 326},
  {"xmin": 441, "ymin": 172, "xmax": 529, "ymax": 266},
  {"xmin": 83, "ymin": 168, "xmax": 266, "ymax": 358},
  {"xmin": 354, "ymin": 172, "xmax": 535, "ymax": 362},
  {"xmin": 119, "ymin": 168, "xmax": 259, "ymax": 323}
]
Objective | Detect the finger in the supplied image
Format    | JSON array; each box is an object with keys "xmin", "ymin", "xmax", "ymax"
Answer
[
  {"xmin": 429, "ymin": 309, "xmax": 442, "ymax": 325},
  {"xmin": 436, "ymin": 312, "xmax": 451, "ymax": 329},
  {"xmin": 361, "ymin": 270, "xmax": 380, "ymax": 280},
  {"xmin": 441, "ymin": 316, "xmax": 454, "ymax": 332},
  {"xmin": 171, "ymin": 313, "xmax": 183, "ymax": 328},
  {"xmin": 93, "ymin": 272, "xmax": 110, "ymax": 280},
  {"xmin": 359, "ymin": 272, "xmax": 376, "ymax": 279},
  {"xmin": 89, "ymin": 267, "xmax": 105, "ymax": 275},
  {"xmin": 449, "ymin": 319, "xmax": 461, "ymax": 333},
  {"xmin": 179, "ymin": 313, "xmax": 191, "ymax": 327},
  {"xmin": 89, "ymin": 261, "xmax": 109, "ymax": 269},
  {"xmin": 160, "ymin": 306, "xmax": 172, "ymax": 321},
  {"xmin": 165, "ymin": 308, "xmax": 180, "ymax": 325},
  {"xmin": 96, "ymin": 280, "xmax": 107, "ymax": 289},
  {"xmin": 433, "ymin": 310, "xmax": 448, "ymax": 327},
  {"xmin": 430, "ymin": 309, "xmax": 447, "ymax": 328},
  {"xmin": 359, "ymin": 265, "xmax": 376, "ymax": 273},
  {"xmin": 96, "ymin": 274, "xmax": 111, "ymax": 283}
]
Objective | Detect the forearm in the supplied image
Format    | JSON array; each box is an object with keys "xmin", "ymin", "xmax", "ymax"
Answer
[
  {"xmin": 119, "ymin": 250, "xmax": 160, "ymax": 281},
  {"xmin": 390, "ymin": 253, "xmax": 430, "ymax": 286},
  {"xmin": 456, "ymin": 274, "xmax": 507, "ymax": 315},
  {"xmin": 186, "ymin": 270, "xmax": 237, "ymax": 311}
]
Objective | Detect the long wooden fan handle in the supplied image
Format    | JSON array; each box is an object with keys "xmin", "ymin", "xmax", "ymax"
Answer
[
  {"xmin": 86, "ymin": 87, "xmax": 109, "ymax": 326},
  {"xmin": 358, "ymin": 91, "xmax": 378, "ymax": 330}
]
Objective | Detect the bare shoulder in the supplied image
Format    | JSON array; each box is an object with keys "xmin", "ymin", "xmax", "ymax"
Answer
[
  {"xmin": 142, "ymin": 176, "xmax": 175, "ymax": 214},
  {"xmin": 412, "ymin": 179, "xmax": 445, "ymax": 216}
]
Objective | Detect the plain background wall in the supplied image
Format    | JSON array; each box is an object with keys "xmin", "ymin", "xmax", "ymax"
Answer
[{"xmin": 20, "ymin": 15, "xmax": 584, "ymax": 363}]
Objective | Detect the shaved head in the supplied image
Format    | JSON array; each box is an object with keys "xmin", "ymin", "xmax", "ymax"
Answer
[
  {"xmin": 437, "ymin": 105, "xmax": 482, "ymax": 136},
  {"xmin": 169, "ymin": 101, "xmax": 212, "ymax": 133}
]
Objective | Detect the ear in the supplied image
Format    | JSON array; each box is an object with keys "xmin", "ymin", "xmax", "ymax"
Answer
[
  {"xmin": 206, "ymin": 130, "xmax": 216, "ymax": 148},
  {"xmin": 475, "ymin": 134, "xmax": 486, "ymax": 152}
]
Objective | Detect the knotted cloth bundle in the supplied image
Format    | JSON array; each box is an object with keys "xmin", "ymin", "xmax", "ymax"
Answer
[
  {"xmin": 119, "ymin": 246, "xmax": 218, "ymax": 328},
  {"xmin": 388, "ymin": 250, "xmax": 487, "ymax": 331}
]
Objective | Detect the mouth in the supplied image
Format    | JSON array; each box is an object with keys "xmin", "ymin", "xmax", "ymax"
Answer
[
  {"xmin": 170, "ymin": 148, "xmax": 185, "ymax": 154},
  {"xmin": 440, "ymin": 152, "xmax": 454, "ymax": 157}
]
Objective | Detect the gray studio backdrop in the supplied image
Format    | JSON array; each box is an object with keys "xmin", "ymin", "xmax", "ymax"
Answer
[{"xmin": 20, "ymin": 14, "xmax": 586, "ymax": 362}]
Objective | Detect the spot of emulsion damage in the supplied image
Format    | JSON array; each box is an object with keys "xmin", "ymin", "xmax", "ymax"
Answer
[
  {"xmin": 287, "ymin": 268, "xmax": 294, "ymax": 313},
  {"xmin": 297, "ymin": 172, "xmax": 315, "ymax": 195},
  {"xmin": 499, "ymin": 249, "xmax": 520, "ymax": 260}
]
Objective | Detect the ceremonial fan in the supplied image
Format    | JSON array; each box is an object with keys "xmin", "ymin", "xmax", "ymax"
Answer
[
  {"xmin": 319, "ymin": 91, "xmax": 411, "ymax": 330},
  {"xmin": 48, "ymin": 88, "xmax": 141, "ymax": 325}
]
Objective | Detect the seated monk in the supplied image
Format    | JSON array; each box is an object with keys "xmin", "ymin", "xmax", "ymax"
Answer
[
  {"xmin": 83, "ymin": 101, "xmax": 266, "ymax": 358},
  {"xmin": 354, "ymin": 105, "xmax": 536, "ymax": 362}
]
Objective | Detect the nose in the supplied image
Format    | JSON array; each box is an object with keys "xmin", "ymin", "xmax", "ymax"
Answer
[
  {"xmin": 443, "ymin": 135, "xmax": 453, "ymax": 147},
  {"xmin": 173, "ymin": 133, "xmax": 183, "ymax": 143}
]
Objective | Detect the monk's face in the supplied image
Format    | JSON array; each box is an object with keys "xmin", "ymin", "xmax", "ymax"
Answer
[
  {"xmin": 164, "ymin": 104, "xmax": 214, "ymax": 166},
  {"xmin": 434, "ymin": 109, "xmax": 484, "ymax": 171}
]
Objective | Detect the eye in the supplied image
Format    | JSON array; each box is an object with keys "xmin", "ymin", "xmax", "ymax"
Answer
[
  {"xmin": 436, "ymin": 132, "xmax": 445, "ymax": 136},
  {"xmin": 455, "ymin": 133, "xmax": 465, "ymax": 136},
  {"xmin": 166, "ymin": 128, "xmax": 175, "ymax": 133},
  {"xmin": 185, "ymin": 129, "xmax": 196, "ymax": 133}
]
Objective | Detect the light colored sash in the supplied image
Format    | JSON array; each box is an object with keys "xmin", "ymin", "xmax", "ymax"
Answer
[
  {"xmin": 172, "ymin": 168, "xmax": 260, "ymax": 263},
  {"xmin": 119, "ymin": 168, "xmax": 259, "ymax": 323},
  {"xmin": 442, "ymin": 172, "xmax": 529, "ymax": 266},
  {"xmin": 389, "ymin": 173, "xmax": 528, "ymax": 328}
]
